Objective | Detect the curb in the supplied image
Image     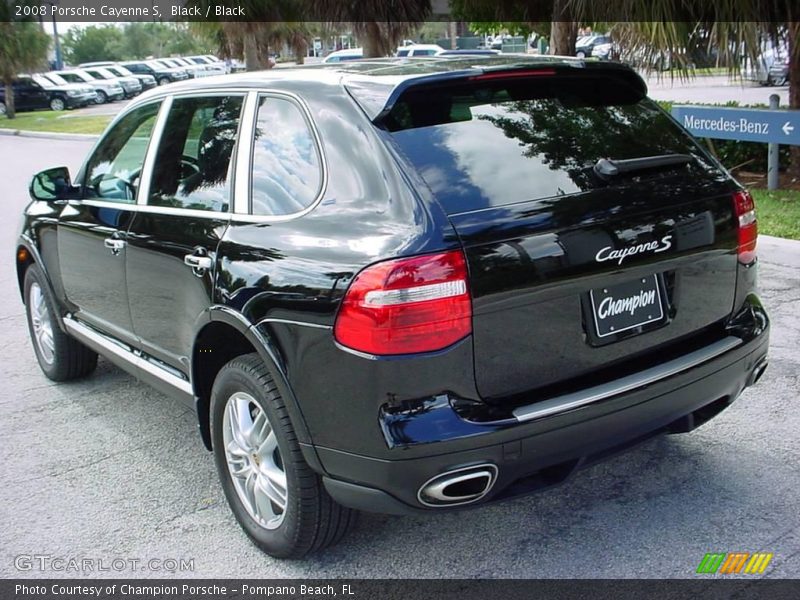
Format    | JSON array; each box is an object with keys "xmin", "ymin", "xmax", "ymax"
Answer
[
  {"xmin": 0, "ymin": 128, "xmax": 99, "ymax": 142},
  {"xmin": 759, "ymin": 234, "xmax": 800, "ymax": 269}
]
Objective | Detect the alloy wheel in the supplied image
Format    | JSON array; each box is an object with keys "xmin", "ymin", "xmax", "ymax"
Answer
[
  {"xmin": 29, "ymin": 282, "xmax": 55, "ymax": 365},
  {"xmin": 222, "ymin": 391, "xmax": 288, "ymax": 530}
]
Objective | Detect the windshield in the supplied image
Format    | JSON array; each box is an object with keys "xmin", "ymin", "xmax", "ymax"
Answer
[
  {"xmin": 43, "ymin": 73, "xmax": 70, "ymax": 86},
  {"xmin": 90, "ymin": 68, "xmax": 116, "ymax": 80},
  {"xmin": 108, "ymin": 66, "xmax": 132, "ymax": 77},
  {"xmin": 32, "ymin": 74, "xmax": 57, "ymax": 88},
  {"xmin": 68, "ymin": 70, "xmax": 93, "ymax": 82}
]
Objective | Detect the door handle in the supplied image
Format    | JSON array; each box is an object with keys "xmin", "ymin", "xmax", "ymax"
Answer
[
  {"xmin": 184, "ymin": 254, "xmax": 213, "ymax": 271},
  {"xmin": 103, "ymin": 237, "xmax": 126, "ymax": 255}
]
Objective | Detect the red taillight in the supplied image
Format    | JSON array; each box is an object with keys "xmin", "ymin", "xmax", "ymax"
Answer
[
  {"xmin": 733, "ymin": 190, "xmax": 757, "ymax": 264},
  {"xmin": 334, "ymin": 251, "xmax": 472, "ymax": 356}
]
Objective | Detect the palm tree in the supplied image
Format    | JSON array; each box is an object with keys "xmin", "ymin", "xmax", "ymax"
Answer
[
  {"xmin": 0, "ymin": 19, "xmax": 50, "ymax": 119},
  {"xmin": 312, "ymin": 0, "xmax": 433, "ymax": 57},
  {"xmin": 454, "ymin": 0, "xmax": 799, "ymax": 178},
  {"xmin": 609, "ymin": 18, "xmax": 799, "ymax": 178},
  {"xmin": 188, "ymin": 0, "xmax": 304, "ymax": 70}
]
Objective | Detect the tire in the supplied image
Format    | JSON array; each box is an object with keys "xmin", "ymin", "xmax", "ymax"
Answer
[
  {"xmin": 576, "ymin": 51, "xmax": 586, "ymax": 58},
  {"xmin": 24, "ymin": 264, "xmax": 98, "ymax": 382},
  {"xmin": 210, "ymin": 353, "xmax": 356, "ymax": 558},
  {"xmin": 157, "ymin": 77, "xmax": 170, "ymax": 86},
  {"xmin": 94, "ymin": 90, "xmax": 107, "ymax": 105},
  {"xmin": 49, "ymin": 97, "xmax": 65, "ymax": 111}
]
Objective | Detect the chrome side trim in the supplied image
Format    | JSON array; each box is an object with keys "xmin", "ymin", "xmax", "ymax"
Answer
[
  {"xmin": 512, "ymin": 336, "xmax": 743, "ymax": 423},
  {"xmin": 254, "ymin": 318, "xmax": 331, "ymax": 330},
  {"xmin": 136, "ymin": 95, "xmax": 173, "ymax": 205},
  {"xmin": 233, "ymin": 91, "xmax": 259, "ymax": 215},
  {"xmin": 63, "ymin": 318, "xmax": 193, "ymax": 396},
  {"xmin": 80, "ymin": 199, "xmax": 231, "ymax": 220}
]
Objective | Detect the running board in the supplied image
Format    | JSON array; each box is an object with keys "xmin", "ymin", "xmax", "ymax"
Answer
[
  {"xmin": 63, "ymin": 317, "xmax": 193, "ymax": 400},
  {"xmin": 512, "ymin": 336, "xmax": 743, "ymax": 423}
]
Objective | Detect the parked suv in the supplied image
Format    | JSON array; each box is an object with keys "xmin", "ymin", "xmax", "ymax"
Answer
[
  {"xmin": 0, "ymin": 74, "xmax": 94, "ymax": 113},
  {"xmin": 53, "ymin": 69, "xmax": 125, "ymax": 104},
  {"xmin": 121, "ymin": 60, "xmax": 189, "ymax": 86},
  {"xmin": 80, "ymin": 62, "xmax": 158, "ymax": 92},
  {"xmin": 79, "ymin": 66, "xmax": 142, "ymax": 98},
  {"xmin": 17, "ymin": 57, "xmax": 769, "ymax": 559}
]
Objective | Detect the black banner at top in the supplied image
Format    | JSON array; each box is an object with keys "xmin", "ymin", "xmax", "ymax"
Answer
[{"xmin": 2, "ymin": 0, "xmax": 799, "ymax": 22}]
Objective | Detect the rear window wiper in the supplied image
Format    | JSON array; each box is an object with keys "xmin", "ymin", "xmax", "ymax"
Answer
[{"xmin": 593, "ymin": 154, "xmax": 693, "ymax": 181}]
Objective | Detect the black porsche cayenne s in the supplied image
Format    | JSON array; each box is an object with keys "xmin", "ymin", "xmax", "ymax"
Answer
[{"xmin": 16, "ymin": 56, "xmax": 769, "ymax": 558}]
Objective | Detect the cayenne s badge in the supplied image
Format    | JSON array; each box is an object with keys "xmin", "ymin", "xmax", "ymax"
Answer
[{"xmin": 595, "ymin": 235, "xmax": 673, "ymax": 265}]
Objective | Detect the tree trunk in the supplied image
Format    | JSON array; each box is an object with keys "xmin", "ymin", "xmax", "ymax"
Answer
[
  {"xmin": 363, "ymin": 22, "xmax": 384, "ymax": 58},
  {"xmin": 549, "ymin": 0, "xmax": 577, "ymax": 56},
  {"xmin": 788, "ymin": 22, "xmax": 800, "ymax": 180},
  {"xmin": 294, "ymin": 38, "xmax": 308, "ymax": 65},
  {"xmin": 244, "ymin": 31, "xmax": 267, "ymax": 71},
  {"xmin": 449, "ymin": 22, "xmax": 458, "ymax": 50},
  {"xmin": 550, "ymin": 21, "xmax": 577, "ymax": 56},
  {"xmin": 4, "ymin": 81, "xmax": 15, "ymax": 119}
]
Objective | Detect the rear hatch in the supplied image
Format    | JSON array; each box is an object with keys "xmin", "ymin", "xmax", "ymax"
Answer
[{"xmin": 380, "ymin": 65, "xmax": 740, "ymax": 402}]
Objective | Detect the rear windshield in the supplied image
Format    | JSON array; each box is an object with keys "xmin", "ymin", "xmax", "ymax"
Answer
[{"xmin": 386, "ymin": 74, "xmax": 720, "ymax": 214}]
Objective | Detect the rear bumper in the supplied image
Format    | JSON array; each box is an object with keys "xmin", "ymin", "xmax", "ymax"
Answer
[{"xmin": 318, "ymin": 312, "xmax": 769, "ymax": 515}]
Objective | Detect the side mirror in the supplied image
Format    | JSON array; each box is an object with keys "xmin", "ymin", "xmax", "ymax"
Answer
[{"xmin": 30, "ymin": 167, "xmax": 77, "ymax": 201}]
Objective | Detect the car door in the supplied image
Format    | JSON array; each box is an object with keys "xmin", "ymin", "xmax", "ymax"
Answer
[
  {"xmin": 11, "ymin": 82, "xmax": 31, "ymax": 110},
  {"xmin": 124, "ymin": 93, "xmax": 245, "ymax": 375},
  {"xmin": 57, "ymin": 100, "xmax": 162, "ymax": 344},
  {"xmin": 14, "ymin": 78, "xmax": 45, "ymax": 110}
]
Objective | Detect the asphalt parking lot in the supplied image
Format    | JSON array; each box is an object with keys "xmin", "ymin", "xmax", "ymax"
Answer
[{"xmin": 0, "ymin": 135, "xmax": 798, "ymax": 579}]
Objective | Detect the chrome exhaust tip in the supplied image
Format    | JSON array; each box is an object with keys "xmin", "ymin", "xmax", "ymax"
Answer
[
  {"xmin": 417, "ymin": 464, "xmax": 498, "ymax": 507},
  {"xmin": 747, "ymin": 359, "xmax": 768, "ymax": 387}
]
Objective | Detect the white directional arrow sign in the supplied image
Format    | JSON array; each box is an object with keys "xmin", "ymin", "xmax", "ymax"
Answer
[{"xmin": 784, "ymin": 121, "xmax": 795, "ymax": 136}]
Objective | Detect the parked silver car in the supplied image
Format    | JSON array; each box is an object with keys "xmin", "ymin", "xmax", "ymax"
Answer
[
  {"xmin": 79, "ymin": 65, "xmax": 142, "ymax": 98},
  {"xmin": 53, "ymin": 69, "xmax": 124, "ymax": 104}
]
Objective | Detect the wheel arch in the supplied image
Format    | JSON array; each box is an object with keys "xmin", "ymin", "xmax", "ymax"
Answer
[
  {"xmin": 16, "ymin": 238, "xmax": 66, "ymax": 330},
  {"xmin": 191, "ymin": 307, "xmax": 316, "ymax": 461}
]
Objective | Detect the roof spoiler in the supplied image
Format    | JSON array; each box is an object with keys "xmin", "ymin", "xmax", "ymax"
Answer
[{"xmin": 345, "ymin": 61, "xmax": 647, "ymax": 126}]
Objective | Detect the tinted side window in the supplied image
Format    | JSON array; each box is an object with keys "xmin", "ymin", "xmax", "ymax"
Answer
[
  {"xmin": 148, "ymin": 95, "xmax": 243, "ymax": 212},
  {"xmin": 84, "ymin": 102, "xmax": 160, "ymax": 203},
  {"xmin": 251, "ymin": 96, "xmax": 322, "ymax": 216}
]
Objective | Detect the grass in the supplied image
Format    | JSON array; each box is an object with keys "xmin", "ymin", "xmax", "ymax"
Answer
[
  {"xmin": 691, "ymin": 67, "xmax": 730, "ymax": 77},
  {"xmin": 752, "ymin": 189, "xmax": 800, "ymax": 241},
  {"xmin": 0, "ymin": 110, "xmax": 111, "ymax": 135}
]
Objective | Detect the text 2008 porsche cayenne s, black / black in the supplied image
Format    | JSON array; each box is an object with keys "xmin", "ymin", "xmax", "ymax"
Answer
[{"xmin": 16, "ymin": 56, "xmax": 769, "ymax": 558}]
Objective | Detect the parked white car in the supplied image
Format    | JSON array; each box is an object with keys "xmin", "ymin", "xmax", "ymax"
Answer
[
  {"xmin": 395, "ymin": 44, "xmax": 446, "ymax": 57},
  {"xmin": 186, "ymin": 55, "xmax": 228, "ymax": 75},
  {"xmin": 52, "ymin": 69, "xmax": 124, "ymax": 104},
  {"xmin": 322, "ymin": 48, "xmax": 364, "ymax": 63}
]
